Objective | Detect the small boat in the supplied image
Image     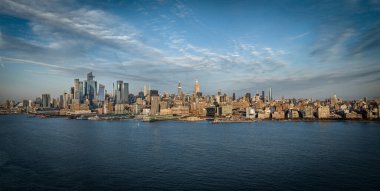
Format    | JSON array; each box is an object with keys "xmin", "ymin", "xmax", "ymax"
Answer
[
  {"xmin": 88, "ymin": 115, "xmax": 100, "ymax": 120},
  {"xmin": 143, "ymin": 116, "xmax": 156, "ymax": 122},
  {"xmin": 211, "ymin": 119, "xmax": 221, "ymax": 124}
]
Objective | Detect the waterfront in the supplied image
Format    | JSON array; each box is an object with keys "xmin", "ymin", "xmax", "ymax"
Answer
[{"xmin": 1, "ymin": 115, "xmax": 380, "ymax": 190}]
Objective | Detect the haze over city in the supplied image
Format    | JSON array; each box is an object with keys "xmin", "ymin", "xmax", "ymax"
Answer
[{"xmin": 1, "ymin": 0, "xmax": 380, "ymax": 101}]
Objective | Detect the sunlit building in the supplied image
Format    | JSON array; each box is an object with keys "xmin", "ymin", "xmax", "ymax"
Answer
[{"xmin": 193, "ymin": 80, "xmax": 200, "ymax": 97}]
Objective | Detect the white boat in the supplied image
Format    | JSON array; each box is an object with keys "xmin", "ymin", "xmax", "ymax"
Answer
[{"xmin": 88, "ymin": 115, "xmax": 100, "ymax": 120}]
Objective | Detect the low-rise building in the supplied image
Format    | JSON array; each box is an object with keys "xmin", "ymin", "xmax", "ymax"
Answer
[
  {"xmin": 272, "ymin": 111, "xmax": 285, "ymax": 120},
  {"xmin": 344, "ymin": 112, "xmax": 362, "ymax": 119},
  {"xmin": 246, "ymin": 107, "xmax": 255, "ymax": 119},
  {"xmin": 171, "ymin": 106, "xmax": 190, "ymax": 116},
  {"xmin": 304, "ymin": 106, "xmax": 314, "ymax": 118},
  {"xmin": 317, "ymin": 106, "xmax": 330, "ymax": 119},
  {"xmin": 258, "ymin": 113, "xmax": 270, "ymax": 119},
  {"xmin": 217, "ymin": 105, "xmax": 232, "ymax": 116}
]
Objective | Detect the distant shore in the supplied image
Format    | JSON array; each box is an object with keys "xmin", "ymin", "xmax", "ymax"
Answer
[{"xmin": 1, "ymin": 113, "xmax": 379, "ymax": 123}]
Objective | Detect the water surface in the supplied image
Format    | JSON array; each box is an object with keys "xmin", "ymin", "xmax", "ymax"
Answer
[{"xmin": 0, "ymin": 115, "xmax": 379, "ymax": 190}]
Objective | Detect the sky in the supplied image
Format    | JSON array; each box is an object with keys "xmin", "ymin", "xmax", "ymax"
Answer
[{"xmin": 0, "ymin": 0, "xmax": 380, "ymax": 101}]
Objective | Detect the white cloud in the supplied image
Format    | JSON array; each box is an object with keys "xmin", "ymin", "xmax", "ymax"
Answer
[
  {"xmin": 1, "ymin": 57, "xmax": 69, "ymax": 70},
  {"xmin": 288, "ymin": 32, "xmax": 310, "ymax": 41}
]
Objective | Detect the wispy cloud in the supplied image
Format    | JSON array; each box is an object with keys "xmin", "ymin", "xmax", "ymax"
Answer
[
  {"xmin": 288, "ymin": 32, "xmax": 309, "ymax": 41},
  {"xmin": 1, "ymin": 57, "xmax": 70, "ymax": 70}
]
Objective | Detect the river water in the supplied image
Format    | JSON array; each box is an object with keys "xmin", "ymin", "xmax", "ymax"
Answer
[{"xmin": 0, "ymin": 115, "xmax": 379, "ymax": 190}]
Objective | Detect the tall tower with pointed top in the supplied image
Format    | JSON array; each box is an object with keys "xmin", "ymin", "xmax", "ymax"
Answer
[
  {"xmin": 178, "ymin": 81, "xmax": 183, "ymax": 98},
  {"xmin": 193, "ymin": 80, "xmax": 200, "ymax": 97}
]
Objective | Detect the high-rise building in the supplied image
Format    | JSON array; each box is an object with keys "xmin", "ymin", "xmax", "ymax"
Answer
[
  {"xmin": 232, "ymin": 93, "xmax": 236, "ymax": 101},
  {"xmin": 261, "ymin": 91, "xmax": 265, "ymax": 102},
  {"xmin": 59, "ymin": 95, "xmax": 64, "ymax": 108},
  {"xmin": 79, "ymin": 81, "xmax": 84, "ymax": 103},
  {"xmin": 84, "ymin": 72, "xmax": 97, "ymax": 103},
  {"xmin": 245, "ymin": 93, "xmax": 251, "ymax": 102},
  {"xmin": 144, "ymin": 84, "xmax": 150, "ymax": 97},
  {"xmin": 63, "ymin": 92, "xmax": 69, "ymax": 109},
  {"xmin": 138, "ymin": 91, "xmax": 144, "ymax": 99},
  {"xmin": 98, "ymin": 84, "xmax": 105, "ymax": 101},
  {"xmin": 22, "ymin": 100, "xmax": 28, "ymax": 108},
  {"xmin": 150, "ymin": 90, "xmax": 160, "ymax": 115},
  {"xmin": 150, "ymin": 90, "xmax": 159, "ymax": 96},
  {"xmin": 193, "ymin": 80, "xmax": 200, "ymax": 97},
  {"xmin": 74, "ymin": 79, "xmax": 80, "ymax": 100},
  {"xmin": 42, "ymin": 94, "xmax": 51, "ymax": 108},
  {"xmin": 269, "ymin": 88, "xmax": 272, "ymax": 101},
  {"xmin": 115, "ymin": 81, "xmax": 123, "ymax": 104},
  {"xmin": 255, "ymin": 90, "xmax": 260, "ymax": 102},
  {"xmin": 178, "ymin": 81, "xmax": 183, "ymax": 98},
  {"xmin": 70, "ymin": 87, "xmax": 75, "ymax": 100},
  {"xmin": 114, "ymin": 81, "xmax": 129, "ymax": 104},
  {"xmin": 123, "ymin": 83, "xmax": 129, "ymax": 103},
  {"xmin": 331, "ymin": 95, "xmax": 338, "ymax": 105},
  {"xmin": 73, "ymin": 79, "xmax": 84, "ymax": 103}
]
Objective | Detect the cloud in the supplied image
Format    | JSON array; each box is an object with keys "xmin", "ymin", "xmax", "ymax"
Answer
[
  {"xmin": 1, "ymin": 57, "xmax": 70, "ymax": 70},
  {"xmin": 349, "ymin": 22, "xmax": 380, "ymax": 55},
  {"xmin": 288, "ymin": 32, "xmax": 310, "ymax": 40},
  {"xmin": 230, "ymin": 66, "xmax": 380, "ymax": 99},
  {"xmin": 0, "ymin": 0, "xmax": 162, "ymax": 58},
  {"xmin": 310, "ymin": 27, "xmax": 355, "ymax": 59},
  {"xmin": 309, "ymin": 1, "xmax": 380, "ymax": 60}
]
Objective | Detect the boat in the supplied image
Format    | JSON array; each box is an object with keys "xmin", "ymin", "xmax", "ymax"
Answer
[
  {"xmin": 211, "ymin": 119, "xmax": 221, "ymax": 124},
  {"xmin": 88, "ymin": 115, "xmax": 100, "ymax": 120},
  {"xmin": 143, "ymin": 116, "xmax": 156, "ymax": 122}
]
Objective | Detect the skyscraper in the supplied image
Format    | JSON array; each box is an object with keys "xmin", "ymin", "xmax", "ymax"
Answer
[
  {"xmin": 245, "ymin": 93, "xmax": 251, "ymax": 102},
  {"xmin": 115, "ymin": 81, "xmax": 129, "ymax": 104},
  {"xmin": 138, "ymin": 91, "xmax": 145, "ymax": 99},
  {"xmin": 42, "ymin": 94, "xmax": 51, "ymax": 108},
  {"xmin": 123, "ymin": 83, "xmax": 129, "ymax": 103},
  {"xmin": 70, "ymin": 87, "xmax": 75, "ymax": 99},
  {"xmin": 331, "ymin": 94, "xmax": 338, "ymax": 105},
  {"xmin": 269, "ymin": 88, "xmax": 272, "ymax": 101},
  {"xmin": 74, "ymin": 79, "xmax": 80, "ymax": 100},
  {"xmin": 85, "ymin": 72, "xmax": 97, "ymax": 103},
  {"xmin": 98, "ymin": 84, "xmax": 105, "ymax": 101},
  {"xmin": 261, "ymin": 90, "xmax": 265, "ymax": 102},
  {"xmin": 79, "ymin": 81, "xmax": 84, "ymax": 103},
  {"xmin": 178, "ymin": 81, "xmax": 183, "ymax": 98},
  {"xmin": 74, "ymin": 79, "xmax": 84, "ymax": 103},
  {"xmin": 115, "ymin": 80, "xmax": 123, "ymax": 104},
  {"xmin": 194, "ymin": 80, "xmax": 200, "ymax": 97},
  {"xmin": 144, "ymin": 84, "xmax": 150, "ymax": 97},
  {"xmin": 150, "ymin": 90, "xmax": 159, "ymax": 115}
]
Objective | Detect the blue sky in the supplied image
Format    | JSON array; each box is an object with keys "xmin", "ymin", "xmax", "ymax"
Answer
[{"xmin": 0, "ymin": 0, "xmax": 380, "ymax": 101}]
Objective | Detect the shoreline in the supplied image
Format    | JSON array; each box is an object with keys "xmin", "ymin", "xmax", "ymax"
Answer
[{"xmin": 1, "ymin": 113, "xmax": 380, "ymax": 123}]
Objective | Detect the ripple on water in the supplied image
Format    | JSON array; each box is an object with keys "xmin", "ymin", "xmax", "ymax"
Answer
[{"xmin": 0, "ymin": 151, "xmax": 9, "ymax": 166}]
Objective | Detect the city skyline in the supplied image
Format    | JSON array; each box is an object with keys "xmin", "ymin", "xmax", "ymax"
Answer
[
  {"xmin": 0, "ymin": 71, "xmax": 375, "ymax": 103},
  {"xmin": 1, "ymin": 0, "xmax": 380, "ymax": 101}
]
